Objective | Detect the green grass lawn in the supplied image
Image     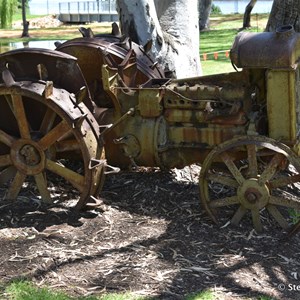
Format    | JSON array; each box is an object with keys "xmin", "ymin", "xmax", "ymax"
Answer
[
  {"xmin": 2, "ymin": 280, "xmax": 214, "ymax": 300},
  {"xmin": 1, "ymin": 13, "xmax": 269, "ymax": 77},
  {"xmin": 2, "ymin": 280, "xmax": 274, "ymax": 300},
  {"xmin": 200, "ymin": 13, "xmax": 269, "ymax": 75}
]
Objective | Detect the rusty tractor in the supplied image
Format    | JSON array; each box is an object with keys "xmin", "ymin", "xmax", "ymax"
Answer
[{"xmin": 0, "ymin": 24, "xmax": 300, "ymax": 233}]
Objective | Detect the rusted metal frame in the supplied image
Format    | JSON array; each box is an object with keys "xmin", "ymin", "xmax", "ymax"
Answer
[
  {"xmin": 100, "ymin": 64, "xmax": 123, "ymax": 114},
  {"xmin": 117, "ymin": 49, "xmax": 138, "ymax": 87},
  {"xmin": 58, "ymin": 39, "xmax": 162, "ymax": 79},
  {"xmin": 67, "ymin": 94, "xmax": 102, "ymax": 149},
  {"xmin": 101, "ymin": 43, "xmax": 161, "ymax": 79},
  {"xmin": 0, "ymin": 48, "xmax": 94, "ymax": 109},
  {"xmin": 100, "ymin": 39, "xmax": 163, "ymax": 79},
  {"xmin": 99, "ymin": 108, "xmax": 135, "ymax": 145}
]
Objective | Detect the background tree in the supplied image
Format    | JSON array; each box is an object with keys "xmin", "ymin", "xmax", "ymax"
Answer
[
  {"xmin": 20, "ymin": 0, "xmax": 29, "ymax": 37},
  {"xmin": 199, "ymin": 0, "xmax": 212, "ymax": 31},
  {"xmin": 116, "ymin": 0, "xmax": 201, "ymax": 79},
  {"xmin": 0, "ymin": 0, "xmax": 17, "ymax": 28},
  {"xmin": 266, "ymin": 0, "xmax": 300, "ymax": 32},
  {"xmin": 242, "ymin": 0, "xmax": 257, "ymax": 29}
]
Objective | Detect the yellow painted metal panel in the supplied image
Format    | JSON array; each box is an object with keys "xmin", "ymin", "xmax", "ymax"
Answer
[{"xmin": 267, "ymin": 70, "xmax": 297, "ymax": 141}]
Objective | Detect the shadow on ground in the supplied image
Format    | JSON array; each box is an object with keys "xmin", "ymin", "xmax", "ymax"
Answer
[{"xmin": 0, "ymin": 167, "xmax": 299, "ymax": 299}]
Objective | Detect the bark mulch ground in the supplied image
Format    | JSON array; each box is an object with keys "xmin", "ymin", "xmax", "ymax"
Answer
[{"xmin": 0, "ymin": 165, "xmax": 300, "ymax": 299}]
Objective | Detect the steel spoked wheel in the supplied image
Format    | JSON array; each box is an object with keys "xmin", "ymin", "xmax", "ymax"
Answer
[
  {"xmin": 0, "ymin": 81, "xmax": 104, "ymax": 209},
  {"xmin": 199, "ymin": 136, "xmax": 300, "ymax": 232}
]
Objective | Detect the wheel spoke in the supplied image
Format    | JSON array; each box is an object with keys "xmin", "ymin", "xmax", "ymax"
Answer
[
  {"xmin": 267, "ymin": 204, "xmax": 289, "ymax": 229},
  {"xmin": 34, "ymin": 173, "xmax": 52, "ymax": 203},
  {"xmin": 206, "ymin": 173, "xmax": 239, "ymax": 188},
  {"xmin": 288, "ymin": 221, "xmax": 300, "ymax": 237},
  {"xmin": 38, "ymin": 120, "xmax": 71, "ymax": 151},
  {"xmin": 0, "ymin": 83, "xmax": 104, "ymax": 208},
  {"xmin": 0, "ymin": 129, "xmax": 15, "ymax": 147},
  {"xmin": 251, "ymin": 208, "xmax": 263, "ymax": 232},
  {"xmin": 0, "ymin": 166, "xmax": 17, "ymax": 185},
  {"xmin": 45, "ymin": 159, "xmax": 84, "ymax": 192},
  {"xmin": 220, "ymin": 152, "xmax": 245, "ymax": 185},
  {"xmin": 231, "ymin": 205, "xmax": 247, "ymax": 225},
  {"xmin": 269, "ymin": 195, "xmax": 300, "ymax": 209},
  {"xmin": 55, "ymin": 139, "xmax": 81, "ymax": 152},
  {"xmin": 0, "ymin": 154, "xmax": 11, "ymax": 167},
  {"xmin": 209, "ymin": 196, "xmax": 239, "ymax": 208},
  {"xmin": 200, "ymin": 136, "xmax": 300, "ymax": 233},
  {"xmin": 247, "ymin": 144, "xmax": 258, "ymax": 178},
  {"xmin": 4, "ymin": 95, "xmax": 14, "ymax": 113},
  {"xmin": 39, "ymin": 107, "xmax": 57, "ymax": 135},
  {"xmin": 258, "ymin": 153, "xmax": 285, "ymax": 184},
  {"xmin": 5, "ymin": 171, "xmax": 26, "ymax": 200},
  {"xmin": 269, "ymin": 174, "xmax": 300, "ymax": 189},
  {"xmin": 11, "ymin": 94, "xmax": 31, "ymax": 139}
]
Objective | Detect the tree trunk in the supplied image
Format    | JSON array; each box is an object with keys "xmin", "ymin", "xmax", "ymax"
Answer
[
  {"xmin": 266, "ymin": 0, "xmax": 300, "ymax": 32},
  {"xmin": 21, "ymin": 0, "xmax": 29, "ymax": 37},
  {"xmin": 116, "ymin": 0, "xmax": 201, "ymax": 79},
  {"xmin": 199, "ymin": 0, "xmax": 212, "ymax": 31},
  {"xmin": 242, "ymin": 0, "xmax": 257, "ymax": 28}
]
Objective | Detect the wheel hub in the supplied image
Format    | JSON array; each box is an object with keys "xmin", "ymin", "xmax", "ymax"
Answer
[
  {"xmin": 237, "ymin": 178, "xmax": 270, "ymax": 209},
  {"xmin": 20, "ymin": 144, "xmax": 41, "ymax": 166},
  {"xmin": 11, "ymin": 139, "xmax": 45, "ymax": 175}
]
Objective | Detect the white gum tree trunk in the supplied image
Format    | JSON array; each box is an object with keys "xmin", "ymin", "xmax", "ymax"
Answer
[{"xmin": 116, "ymin": 0, "xmax": 202, "ymax": 78}]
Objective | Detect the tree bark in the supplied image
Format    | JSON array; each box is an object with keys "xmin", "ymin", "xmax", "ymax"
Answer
[
  {"xmin": 116, "ymin": 0, "xmax": 201, "ymax": 79},
  {"xmin": 242, "ymin": 0, "xmax": 257, "ymax": 29},
  {"xmin": 199, "ymin": 0, "xmax": 212, "ymax": 31},
  {"xmin": 21, "ymin": 0, "xmax": 29, "ymax": 37},
  {"xmin": 266, "ymin": 0, "xmax": 300, "ymax": 32}
]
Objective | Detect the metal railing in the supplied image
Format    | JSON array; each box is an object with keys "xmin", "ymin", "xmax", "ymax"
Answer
[{"xmin": 59, "ymin": 0, "xmax": 117, "ymax": 14}]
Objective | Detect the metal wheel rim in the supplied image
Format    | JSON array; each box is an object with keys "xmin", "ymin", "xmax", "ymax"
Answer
[
  {"xmin": 0, "ymin": 81, "xmax": 104, "ymax": 208},
  {"xmin": 199, "ymin": 135, "xmax": 300, "ymax": 232}
]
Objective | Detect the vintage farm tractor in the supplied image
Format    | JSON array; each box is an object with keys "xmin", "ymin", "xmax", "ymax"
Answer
[{"xmin": 0, "ymin": 24, "xmax": 300, "ymax": 233}]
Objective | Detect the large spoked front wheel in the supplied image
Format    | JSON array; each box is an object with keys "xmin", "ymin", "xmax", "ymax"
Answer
[
  {"xmin": 0, "ymin": 81, "xmax": 105, "ymax": 209},
  {"xmin": 199, "ymin": 136, "xmax": 300, "ymax": 232}
]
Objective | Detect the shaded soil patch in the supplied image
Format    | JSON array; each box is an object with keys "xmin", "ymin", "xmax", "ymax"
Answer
[{"xmin": 0, "ymin": 166, "xmax": 300, "ymax": 299}]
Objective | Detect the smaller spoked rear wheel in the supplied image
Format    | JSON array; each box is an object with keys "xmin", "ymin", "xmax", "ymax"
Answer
[
  {"xmin": 0, "ymin": 81, "xmax": 105, "ymax": 209},
  {"xmin": 199, "ymin": 136, "xmax": 300, "ymax": 232}
]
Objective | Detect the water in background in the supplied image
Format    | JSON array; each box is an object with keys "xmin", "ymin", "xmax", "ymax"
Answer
[{"xmin": 0, "ymin": 41, "xmax": 65, "ymax": 54}]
